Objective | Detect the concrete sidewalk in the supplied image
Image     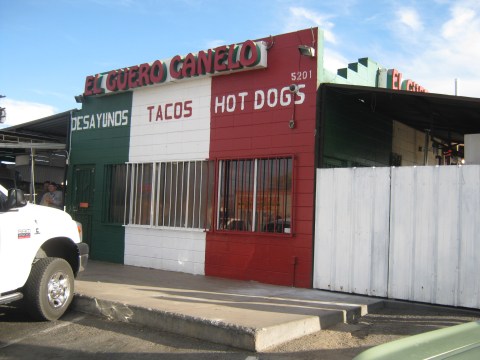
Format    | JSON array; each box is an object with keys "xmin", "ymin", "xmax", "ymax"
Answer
[{"xmin": 72, "ymin": 261, "xmax": 383, "ymax": 351}]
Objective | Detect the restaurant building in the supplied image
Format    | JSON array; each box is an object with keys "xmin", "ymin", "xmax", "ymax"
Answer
[{"xmin": 67, "ymin": 27, "xmax": 480, "ymax": 290}]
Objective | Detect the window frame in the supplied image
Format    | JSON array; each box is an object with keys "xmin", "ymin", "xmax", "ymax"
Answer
[
  {"xmin": 103, "ymin": 163, "xmax": 129, "ymax": 225},
  {"xmin": 214, "ymin": 155, "xmax": 294, "ymax": 236},
  {"xmin": 118, "ymin": 160, "xmax": 213, "ymax": 231}
]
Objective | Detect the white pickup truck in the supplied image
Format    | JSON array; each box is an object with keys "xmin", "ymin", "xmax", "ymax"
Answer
[{"xmin": 0, "ymin": 182, "xmax": 88, "ymax": 320}]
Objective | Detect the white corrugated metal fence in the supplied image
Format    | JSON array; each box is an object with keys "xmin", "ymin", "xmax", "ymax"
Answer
[{"xmin": 313, "ymin": 165, "xmax": 480, "ymax": 308}]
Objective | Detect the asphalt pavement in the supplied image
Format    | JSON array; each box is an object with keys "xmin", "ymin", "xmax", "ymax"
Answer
[{"xmin": 73, "ymin": 261, "xmax": 384, "ymax": 351}]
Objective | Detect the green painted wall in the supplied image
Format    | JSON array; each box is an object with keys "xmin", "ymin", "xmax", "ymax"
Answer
[
  {"xmin": 322, "ymin": 57, "xmax": 382, "ymax": 87},
  {"xmin": 67, "ymin": 92, "xmax": 131, "ymax": 263},
  {"xmin": 322, "ymin": 89, "xmax": 393, "ymax": 168}
]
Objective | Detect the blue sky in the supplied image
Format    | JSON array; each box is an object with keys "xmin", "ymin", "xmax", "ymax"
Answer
[{"xmin": 1, "ymin": 0, "xmax": 479, "ymax": 127}]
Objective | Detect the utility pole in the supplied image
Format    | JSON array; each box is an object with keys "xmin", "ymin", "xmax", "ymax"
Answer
[{"xmin": 0, "ymin": 95, "xmax": 6, "ymax": 123}]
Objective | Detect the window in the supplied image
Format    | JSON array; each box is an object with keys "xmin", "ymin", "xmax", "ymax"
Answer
[
  {"xmin": 124, "ymin": 161, "xmax": 214, "ymax": 230},
  {"xmin": 104, "ymin": 164, "xmax": 128, "ymax": 224},
  {"xmin": 129, "ymin": 163, "xmax": 153, "ymax": 225},
  {"xmin": 217, "ymin": 157, "xmax": 293, "ymax": 233}
]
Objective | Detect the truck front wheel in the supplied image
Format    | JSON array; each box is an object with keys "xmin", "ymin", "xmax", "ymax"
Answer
[{"xmin": 24, "ymin": 257, "xmax": 74, "ymax": 321}]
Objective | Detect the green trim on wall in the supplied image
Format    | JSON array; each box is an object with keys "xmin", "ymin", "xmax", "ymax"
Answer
[
  {"xmin": 322, "ymin": 57, "xmax": 382, "ymax": 87},
  {"xmin": 67, "ymin": 92, "xmax": 132, "ymax": 263}
]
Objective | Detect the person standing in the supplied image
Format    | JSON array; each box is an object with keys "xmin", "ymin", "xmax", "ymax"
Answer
[
  {"xmin": 36, "ymin": 181, "xmax": 51, "ymax": 204},
  {"xmin": 39, "ymin": 182, "xmax": 63, "ymax": 209}
]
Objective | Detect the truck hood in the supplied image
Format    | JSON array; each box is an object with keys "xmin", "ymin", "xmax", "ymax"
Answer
[
  {"xmin": 25, "ymin": 202, "xmax": 73, "ymax": 221},
  {"xmin": 3, "ymin": 202, "xmax": 81, "ymax": 244}
]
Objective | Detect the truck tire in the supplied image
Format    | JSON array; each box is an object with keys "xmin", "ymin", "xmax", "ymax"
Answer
[{"xmin": 24, "ymin": 257, "xmax": 74, "ymax": 321}]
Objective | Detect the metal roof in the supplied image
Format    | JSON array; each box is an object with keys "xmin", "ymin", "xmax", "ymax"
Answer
[
  {"xmin": 0, "ymin": 109, "xmax": 77, "ymax": 163},
  {"xmin": 321, "ymin": 84, "xmax": 480, "ymax": 144},
  {"xmin": 3, "ymin": 109, "xmax": 77, "ymax": 141}
]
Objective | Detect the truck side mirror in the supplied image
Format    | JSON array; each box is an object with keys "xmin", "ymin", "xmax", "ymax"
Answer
[{"xmin": 7, "ymin": 189, "xmax": 27, "ymax": 209}]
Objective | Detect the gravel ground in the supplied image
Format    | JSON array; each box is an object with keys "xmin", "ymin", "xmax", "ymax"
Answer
[{"xmin": 264, "ymin": 301, "xmax": 480, "ymax": 359}]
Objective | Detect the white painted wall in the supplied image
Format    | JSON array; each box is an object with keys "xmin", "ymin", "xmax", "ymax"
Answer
[
  {"xmin": 314, "ymin": 165, "xmax": 480, "ymax": 309},
  {"xmin": 392, "ymin": 120, "xmax": 436, "ymax": 166},
  {"xmin": 124, "ymin": 77, "xmax": 211, "ymax": 274},
  {"xmin": 129, "ymin": 77, "xmax": 211, "ymax": 162},
  {"xmin": 465, "ymin": 134, "xmax": 480, "ymax": 165},
  {"xmin": 125, "ymin": 227, "xmax": 206, "ymax": 275}
]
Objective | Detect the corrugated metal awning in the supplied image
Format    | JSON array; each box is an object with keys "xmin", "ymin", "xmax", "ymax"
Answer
[{"xmin": 0, "ymin": 109, "xmax": 75, "ymax": 163}]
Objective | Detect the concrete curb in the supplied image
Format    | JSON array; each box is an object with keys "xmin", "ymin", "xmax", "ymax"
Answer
[{"xmin": 72, "ymin": 293, "xmax": 374, "ymax": 351}]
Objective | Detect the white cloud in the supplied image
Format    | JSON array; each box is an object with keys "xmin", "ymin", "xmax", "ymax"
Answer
[
  {"xmin": 285, "ymin": 7, "xmax": 337, "ymax": 44},
  {"xmin": 398, "ymin": 2, "xmax": 480, "ymax": 97},
  {"xmin": 442, "ymin": 5, "xmax": 476, "ymax": 38},
  {"xmin": 0, "ymin": 99, "xmax": 56, "ymax": 127},
  {"xmin": 396, "ymin": 7, "xmax": 423, "ymax": 32},
  {"xmin": 281, "ymin": 2, "xmax": 480, "ymax": 99},
  {"xmin": 323, "ymin": 48, "xmax": 350, "ymax": 74},
  {"xmin": 205, "ymin": 39, "xmax": 226, "ymax": 49}
]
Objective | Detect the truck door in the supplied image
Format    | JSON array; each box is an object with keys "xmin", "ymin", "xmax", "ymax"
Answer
[
  {"xmin": 0, "ymin": 205, "xmax": 39, "ymax": 293},
  {"xmin": 71, "ymin": 165, "xmax": 95, "ymax": 250}
]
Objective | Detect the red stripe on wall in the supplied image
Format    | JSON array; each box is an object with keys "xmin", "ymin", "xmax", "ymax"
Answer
[{"xmin": 206, "ymin": 28, "xmax": 318, "ymax": 288}]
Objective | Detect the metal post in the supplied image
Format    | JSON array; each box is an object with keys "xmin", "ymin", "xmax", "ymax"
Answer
[
  {"xmin": 30, "ymin": 148, "xmax": 36, "ymax": 203},
  {"xmin": 424, "ymin": 129, "xmax": 430, "ymax": 166}
]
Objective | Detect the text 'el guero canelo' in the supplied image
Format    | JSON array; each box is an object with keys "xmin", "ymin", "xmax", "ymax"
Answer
[{"xmin": 84, "ymin": 40, "xmax": 267, "ymax": 97}]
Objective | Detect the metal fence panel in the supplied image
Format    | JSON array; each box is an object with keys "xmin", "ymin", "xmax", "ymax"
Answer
[
  {"xmin": 314, "ymin": 165, "xmax": 480, "ymax": 308},
  {"xmin": 457, "ymin": 166, "xmax": 480, "ymax": 308},
  {"xmin": 389, "ymin": 166, "xmax": 445, "ymax": 303},
  {"xmin": 389, "ymin": 165, "xmax": 480, "ymax": 307},
  {"xmin": 314, "ymin": 167, "xmax": 390, "ymax": 297}
]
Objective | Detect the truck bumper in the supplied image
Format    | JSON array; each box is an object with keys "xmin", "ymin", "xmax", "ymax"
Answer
[
  {"xmin": 0, "ymin": 292, "xmax": 23, "ymax": 305},
  {"xmin": 77, "ymin": 242, "xmax": 89, "ymax": 273}
]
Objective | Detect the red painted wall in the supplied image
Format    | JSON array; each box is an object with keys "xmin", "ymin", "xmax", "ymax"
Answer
[{"xmin": 206, "ymin": 29, "xmax": 318, "ymax": 288}]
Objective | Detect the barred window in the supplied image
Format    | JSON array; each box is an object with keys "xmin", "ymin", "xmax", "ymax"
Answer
[
  {"xmin": 217, "ymin": 157, "xmax": 293, "ymax": 234},
  {"xmin": 104, "ymin": 164, "xmax": 128, "ymax": 224},
  {"xmin": 125, "ymin": 161, "xmax": 214, "ymax": 230},
  {"xmin": 128, "ymin": 163, "xmax": 153, "ymax": 225}
]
